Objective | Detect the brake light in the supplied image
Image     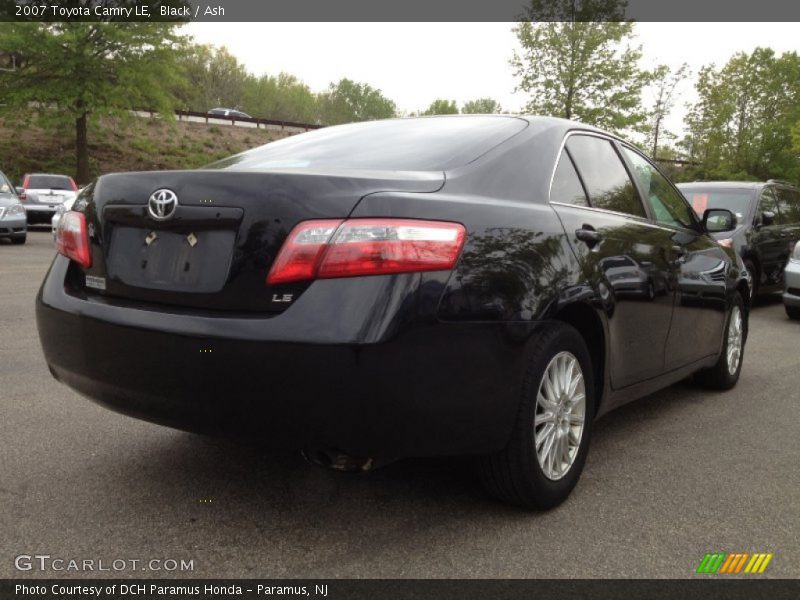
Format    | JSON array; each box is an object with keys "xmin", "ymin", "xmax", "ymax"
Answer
[
  {"xmin": 55, "ymin": 211, "xmax": 92, "ymax": 268},
  {"xmin": 267, "ymin": 218, "xmax": 466, "ymax": 285},
  {"xmin": 19, "ymin": 175, "xmax": 28, "ymax": 201},
  {"xmin": 69, "ymin": 178, "xmax": 78, "ymax": 191}
]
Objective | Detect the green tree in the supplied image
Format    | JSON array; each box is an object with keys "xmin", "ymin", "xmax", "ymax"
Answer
[
  {"xmin": 683, "ymin": 48, "xmax": 800, "ymax": 183},
  {"xmin": 318, "ymin": 78, "xmax": 396, "ymax": 125},
  {"xmin": 242, "ymin": 72, "xmax": 318, "ymax": 123},
  {"xmin": 461, "ymin": 98, "xmax": 502, "ymax": 114},
  {"xmin": 422, "ymin": 99, "xmax": 459, "ymax": 115},
  {"xmin": 174, "ymin": 45, "xmax": 249, "ymax": 113},
  {"xmin": 646, "ymin": 63, "xmax": 689, "ymax": 159},
  {"xmin": 511, "ymin": 0, "xmax": 649, "ymax": 132},
  {"xmin": 0, "ymin": 22, "xmax": 187, "ymax": 183}
]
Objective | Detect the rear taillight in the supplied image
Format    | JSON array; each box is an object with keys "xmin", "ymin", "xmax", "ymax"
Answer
[
  {"xmin": 55, "ymin": 211, "xmax": 92, "ymax": 268},
  {"xmin": 69, "ymin": 178, "xmax": 78, "ymax": 191},
  {"xmin": 267, "ymin": 218, "xmax": 466, "ymax": 285}
]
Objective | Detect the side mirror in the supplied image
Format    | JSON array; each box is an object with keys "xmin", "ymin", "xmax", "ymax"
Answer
[
  {"xmin": 761, "ymin": 211, "xmax": 776, "ymax": 227},
  {"xmin": 703, "ymin": 208, "xmax": 737, "ymax": 233},
  {"xmin": 14, "ymin": 186, "xmax": 24, "ymax": 195}
]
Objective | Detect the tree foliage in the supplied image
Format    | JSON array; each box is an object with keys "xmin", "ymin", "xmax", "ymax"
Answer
[
  {"xmin": 682, "ymin": 48, "xmax": 800, "ymax": 183},
  {"xmin": 317, "ymin": 78, "xmax": 396, "ymax": 125},
  {"xmin": 645, "ymin": 63, "xmax": 689, "ymax": 159},
  {"xmin": 511, "ymin": 0, "xmax": 649, "ymax": 133},
  {"xmin": 174, "ymin": 45, "xmax": 249, "ymax": 112},
  {"xmin": 243, "ymin": 72, "xmax": 318, "ymax": 124},
  {"xmin": 0, "ymin": 22, "xmax": 187, "ymax": 182},
  {"xmin": 422, "ymin": 99, "xmax": 459, "ymax": 115},
  {"xmin": 461, "ymin": 98, "xmax": 502, "ymax": 114}
]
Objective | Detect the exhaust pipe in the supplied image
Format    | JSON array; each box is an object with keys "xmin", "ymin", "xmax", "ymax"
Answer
[{"xmin": 301, "ymin": 447, "xmax": 376, "ymax": 472}]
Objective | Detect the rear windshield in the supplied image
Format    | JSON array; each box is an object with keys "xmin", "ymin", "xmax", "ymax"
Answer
[
  {"xmin": 207, "ymin": 116, "xmax": 528, "ymax": 172},
  {"xmin": 678, "ymin": 187, "xmax": 755, "ymax": 219},
  {"xmin": 28, "ymin": 175, "xmax": 74, "ymax": 190}
]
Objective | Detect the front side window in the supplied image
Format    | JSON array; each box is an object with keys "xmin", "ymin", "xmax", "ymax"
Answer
[
  {"xmin": 775, "ymin": 188, "xmax": 800, "ymax": 224},
  {"xmin": 565, "ymin": 135, "xmax": 645, "ymax": 218},
  {"xmin": 621, "ymin": 147, "xmax": 696, "ymax": 229},
  {"xmin": 758, "ymin": 188, "xmax": 781, "ymax": 224}
]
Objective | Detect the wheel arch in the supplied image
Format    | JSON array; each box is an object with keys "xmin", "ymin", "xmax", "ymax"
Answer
[{"xmin": 552, "ymin": 301, "xmax": 607, "ymax": 417}]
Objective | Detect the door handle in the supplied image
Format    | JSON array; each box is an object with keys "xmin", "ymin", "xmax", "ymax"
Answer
[
  {"xmin": 575, "ymin": 226, "xmax": 602, "ymax": 247},
  {"xmin": 671, "ymin": 245, "xmax": 687, "ymax": 263}
]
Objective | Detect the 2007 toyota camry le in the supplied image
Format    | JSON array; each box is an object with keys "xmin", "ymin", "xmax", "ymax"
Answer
[{"xmin": 37, "ymin": 116, "xmax": 750, "ymax": 509}]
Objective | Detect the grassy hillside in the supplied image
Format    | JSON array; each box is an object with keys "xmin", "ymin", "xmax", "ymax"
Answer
[{"xmin": 0, "ymin": 116, "xmax": 295, "ymax": 185}]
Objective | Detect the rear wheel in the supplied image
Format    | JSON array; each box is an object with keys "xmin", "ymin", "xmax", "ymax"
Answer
[
  {"xmin": 695, "ymin": 292, "xmax": 746, "ymax": 390},
  {"xmin": 477, "ymin": 322, "xmax": 594, "ymax": 510},
  {"xmin": 11, "ymin": 235, "xmax": 26, "ymax": 245},
  {"xmin": 786, "ymin": 305, "xmax": 800, "ymax": 320}
]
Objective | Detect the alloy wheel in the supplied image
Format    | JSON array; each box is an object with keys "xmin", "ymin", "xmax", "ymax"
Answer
[
  {"xmin": 726, "ymin": 305, "xmax": 743, "ymax": 375},
  {"xmin": 534, "ymin": 351, "xmax": 586, "ymax": 481}
]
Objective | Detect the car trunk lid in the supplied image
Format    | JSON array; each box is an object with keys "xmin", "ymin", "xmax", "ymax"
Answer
[{"xmin": 78, "ymin": 169, "xmax": 443, "ymax": 313}]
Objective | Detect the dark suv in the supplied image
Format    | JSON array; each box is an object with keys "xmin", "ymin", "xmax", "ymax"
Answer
[{"xmin": 677, "ymin": 180, "xmax": 800, "ymax": 296}]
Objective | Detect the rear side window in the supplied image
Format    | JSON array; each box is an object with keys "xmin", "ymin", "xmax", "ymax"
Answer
[
  {"xmin": 208, "ymin": 116, "xmax": 528, "ymax": 172},
  {"xmin": 566, "ymin": 135, "xmax": 645, "ymax": 218},
  {"xmin": 621, "ymin": 146, "xmax": 696, "ymax": 229},
  {"xmin": 550, "ymin": 150, "xmax": 588, "ymax": 206},
  {"xmin": 27, "ymin": 175, "xmax": 74, "ymax": 190}
]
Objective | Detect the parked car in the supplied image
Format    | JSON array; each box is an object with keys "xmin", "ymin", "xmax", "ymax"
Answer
[
  {"xmin": 36, "ymin": 116, "xmax": 750, "ymax": 509},
  {"xmin": 677, "ymin": 180, "xmax": 800, "ymax": 297},
  {"xmin": 0, "ymin": 170, "xmax": 26, "ymax": 244},
  {"xmin": 208, "ymin": 107, "xmax": 252, "ymax": 119},
  {"xmin": 18, "ymin": 173, "xmax": 78, "ymax": 225},
  {"xmin": 51, "ymin": 193, "xmax": 79, "ymax": 239},
  {"xmin": 784, "ymin": 241, "xmax": 800, "ymax": 319}
]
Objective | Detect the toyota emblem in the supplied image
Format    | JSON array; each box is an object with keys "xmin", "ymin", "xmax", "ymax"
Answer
[{"xmin": 148, "ymin": 189, "xmax": 178, "ymax": 221}]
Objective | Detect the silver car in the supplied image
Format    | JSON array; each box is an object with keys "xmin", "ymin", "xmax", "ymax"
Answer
[
  {"xmin": 18, "ymin": 173, "xmax": 78, "ymax": 225},
  {"xmin": 51, "ymin": 193, "xmax": 78, "ymax": 239},
  {"xmin": 784, "ymin": 241, "xmax": 800, "ymax": 320},
  {"xmin": 0, "ymin": 170, "xmax": 27, "ymax": 244}
]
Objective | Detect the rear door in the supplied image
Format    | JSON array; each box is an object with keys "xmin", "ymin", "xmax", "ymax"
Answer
[
  {"xmin": 550, "ymin": 133, "xmax": 677, "ymax": 389},
  {"xmin": 752, "ymin": 187, "xmax": 787, "ymax": 288},
  {"xmin": 774, "ymin": 187, "xmax": 800, "ymax": 283},
  {"xmin": 619, "ymin": 145, "xmax": 727, "ymax": 369}
]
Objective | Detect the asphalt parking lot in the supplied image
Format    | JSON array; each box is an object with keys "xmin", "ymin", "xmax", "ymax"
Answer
[{"xmin": 1, "ymin": 230, "xmax": 798, "ymax": 579}]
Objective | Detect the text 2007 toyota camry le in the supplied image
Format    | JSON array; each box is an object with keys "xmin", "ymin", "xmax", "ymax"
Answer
[{"xmin": 37, "ymin": 116, "xmax": 750, "ymax": 508}]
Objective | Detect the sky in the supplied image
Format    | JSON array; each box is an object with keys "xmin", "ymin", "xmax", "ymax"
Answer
[{"xmin": 183, "ymin": 22, "xmax": 800, "ymax": 138}]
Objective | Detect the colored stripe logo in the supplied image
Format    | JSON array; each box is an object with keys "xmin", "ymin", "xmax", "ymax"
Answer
[{"xmin": 696, "ymin": 552, "xmax": 773, "ymax": 574}]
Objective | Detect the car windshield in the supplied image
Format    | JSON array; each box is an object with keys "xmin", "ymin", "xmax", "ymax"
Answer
[
  {"xmin": 679, "ymin": 187, "xmax": 754, "ymax": 219},
  {"xmin": 207, "ymin": 116, "xmax": 528, "ymax": 172},
  {"xmin": 0, "ymin": 173, "xmax": 14, "ymax": 195},
  {"xmin": 28, "ymin": 175, "xmax": 74, "ymax": 190}
]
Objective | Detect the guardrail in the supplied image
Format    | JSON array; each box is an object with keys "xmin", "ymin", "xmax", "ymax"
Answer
[{"xmin": 132, "ymin": 109, "xmax": 324, "ymax": 133}]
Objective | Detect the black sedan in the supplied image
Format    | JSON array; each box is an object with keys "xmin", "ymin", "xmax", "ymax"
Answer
[{"xmin": 37, "ymin": 116, "xmax": 750, "ymax": 509}]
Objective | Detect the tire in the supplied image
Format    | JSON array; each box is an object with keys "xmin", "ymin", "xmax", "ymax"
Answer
[
  {"xmin": 477, "ymin": 322, "xmax": 595, "ymax": 510},
  {"xmin": 786, "ymin": 305, "xmax": 800, "ymax": 320},
  {"xmin": 744, "ymin": 260, "xmax": 758, "ymax": 299},
  {"xmin": 11, "ymin": 235, "xmax": 26, "ymax": 245},
  {"xmin": 695, "ymin": 292, "xmax": 747, "ymax": 390}
]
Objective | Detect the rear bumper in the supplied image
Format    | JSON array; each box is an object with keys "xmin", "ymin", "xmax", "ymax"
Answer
[
  {"xmin": 783, "ymin": 260, "xmax": 800, "ymax": 307},
  {"xmin": 24, "ymin": 205, "xmax": 57, "ymax": 224},
  {"xmin": 37, "ymin": 257, "xmax": 533, "ymax": 461}
]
